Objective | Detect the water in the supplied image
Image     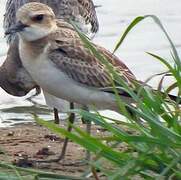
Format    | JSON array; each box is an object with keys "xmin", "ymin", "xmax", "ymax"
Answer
[{"xmin": 0, "ymin": 0, "xmax": 181, "ymax": 127}]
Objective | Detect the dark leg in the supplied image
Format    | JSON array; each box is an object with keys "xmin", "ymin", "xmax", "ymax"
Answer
[
  {"xmin": 61, "ymin": 106, "xmax": 91, "ymax": 166},
  {"xmin": 85, "ymin": 119, "xmax": 91, "ymax": 161},
  {"xmin": 82, "ymin": 106, "xmax": 91, "ymax": 161},
  {"xmin": 36, "ymin": 102, "xmax": 75, "ymax": 163},
  {"xmin": 26, "ymin": 86, "xmax": 41, "ymax": 105},
  {"xmin": 54, "ymin": 102, "xmax": 75, "ymax": 161},
  {"xmin": 53, "ymin": 108, "xmax": 59, "ymax": 124}
]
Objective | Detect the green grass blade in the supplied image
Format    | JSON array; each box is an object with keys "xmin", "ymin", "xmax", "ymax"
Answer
[{"xmin": 113, "ymin": 16, "xmax": 145, "ymax": 53}]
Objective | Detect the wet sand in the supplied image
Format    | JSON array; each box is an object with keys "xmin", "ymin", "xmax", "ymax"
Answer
[
  {"xmin": 1, "ymin": 0, "xmax": 181, "ymax": 125},
  {"xmin": 0, "ymin": 122, "xmax": 108, "ymax": 178}
]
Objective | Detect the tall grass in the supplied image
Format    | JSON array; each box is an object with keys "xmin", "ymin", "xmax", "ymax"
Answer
[{"xmin": 0, "ymin": 15, "xmax": 181, "ymax": 179}]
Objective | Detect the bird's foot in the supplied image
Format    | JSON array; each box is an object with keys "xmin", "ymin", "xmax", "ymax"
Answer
[
  {"xmin": 60, "ymin": 159, "xmax": 89, "ymax": 166},
  {"xmin": 26, "ymin": 86, "xmax": 41, "ymax": 105},
  {"xmin": 32, "ymin": 157, "xmax": 89, "ymax": 167},
  {"xmin": 34, "ymin": 154, "xmax": 65, "ymax": 164}
]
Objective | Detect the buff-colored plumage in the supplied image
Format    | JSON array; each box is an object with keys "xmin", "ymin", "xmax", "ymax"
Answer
[
  {"xmin": 0, "ymin": 1, "xmax": 99, "ymax": 162},
  {"xmin": 1, "ymin": 0, "xmax": 99, "ymax": 107},
  {"xmin": 15, "ymin": 3, "xmax": 136, "ymax": 111},
  {"xmin": 4, "ymin": 0, "xmax": 99, "ymax": 43}
]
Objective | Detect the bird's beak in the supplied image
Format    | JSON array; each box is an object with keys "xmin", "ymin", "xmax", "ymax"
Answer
[{"xmin": 5, "ymin": 21, "xmax": 28, "ymax": 35}]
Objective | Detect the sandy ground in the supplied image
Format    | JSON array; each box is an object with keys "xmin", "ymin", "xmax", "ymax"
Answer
[{"xmin": 0, "ymin": 122, "xmax": 108, "ymax": 178}]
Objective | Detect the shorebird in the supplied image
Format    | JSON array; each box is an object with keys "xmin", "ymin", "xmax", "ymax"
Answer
[
  {"xmin": 3, "ymin": 0, "xmax": 99, "ymax": 120},
  {"xmin": 2, "ymin": 0, "xmax": 99, "ymax": 162},
  {"xmin": 6, "ymin": 2, "xmax": 137, "ymax": 114},
  {"xmin": 0, "ymin": 36, "xmax": 40, "ymax": 97}
]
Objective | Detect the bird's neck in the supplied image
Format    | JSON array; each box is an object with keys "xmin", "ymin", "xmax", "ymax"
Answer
[{"xmin": 20, "ymin": 36, "xmax": 49, "ymax": 59}]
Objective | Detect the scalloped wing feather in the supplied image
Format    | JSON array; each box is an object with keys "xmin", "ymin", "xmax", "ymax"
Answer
[{"xmin": 48, "ymin": 31, "xmax": 136, "ymax": 89}]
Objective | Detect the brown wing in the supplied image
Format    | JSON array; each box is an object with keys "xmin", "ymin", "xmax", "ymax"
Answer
[
  {"xmin": 77, "ymin": 0, "xmax": 99, "ymax": 33},
  {"xmin": 0, "ymin": 37, "xmax": 38, "ymax": 96},
  {"xmin": 48, "ymin": 37, "xmax": 136, "ymax": 89}
]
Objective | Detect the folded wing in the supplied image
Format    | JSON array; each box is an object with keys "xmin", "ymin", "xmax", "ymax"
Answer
[{"xmin": 48, "ymin": 35, "xmax": 136, "ymax": 91}]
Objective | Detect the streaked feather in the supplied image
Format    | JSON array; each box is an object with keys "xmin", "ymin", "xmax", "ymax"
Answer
[{"xmin": 46, "ymin": 20, "xmax": 136, "ymax": 89}]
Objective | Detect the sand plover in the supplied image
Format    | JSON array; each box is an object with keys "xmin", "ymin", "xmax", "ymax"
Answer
[
  {"xmin": 2, "ymin": 0, "xmax": 99, "ymax": 162},
  {"xmin": 6, "ymin": 2, "xmax": 136, "ymax": 113},
  {"xmin": 3, "ymin": 0, "xmax": 99, "ymax": 120}
]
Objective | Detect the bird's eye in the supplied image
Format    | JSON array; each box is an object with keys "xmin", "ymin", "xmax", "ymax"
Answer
[{"xmin": 31, "ymin": 14, "xmax": 44, "ymax": 22}]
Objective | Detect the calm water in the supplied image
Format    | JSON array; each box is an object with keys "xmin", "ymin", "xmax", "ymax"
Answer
[{"xmin": 0, "ymin": 0, "xmax": 181, "ymax": 127}]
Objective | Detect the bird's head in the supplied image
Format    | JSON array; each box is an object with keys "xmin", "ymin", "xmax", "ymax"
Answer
[{"xmin": 5, "ymin": 2, "xmax": 57, "ymax": 41}]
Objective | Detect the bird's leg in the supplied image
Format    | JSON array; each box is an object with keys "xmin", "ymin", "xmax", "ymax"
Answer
[
  {"xmin": 83, "ymin": 105, "xmax": 91, "ymax": 162},
  {"xmin": 35, "ymin": 102, "xmax": 75, "ymax": 163},
  {"xmin": 53, "ymin": 108, "xmax": 59, "ymax": 124},
  {"xmin": 34, "ymin": 104, "xmax": 91, "ymax": 165},
  {"xmin": 54, "ymin": 102, "xmax": 75, "ymax": 162},
  {"xmin": 60, "ymin": 105, "xmax": 91, "ymax": 166},
  {"xmin": 26, "ymin": 86, "xmax": 41, "ymax": 105},
  {"xmin": 85, "ymin": 118, "xmax": 91, "ymax": 161}
]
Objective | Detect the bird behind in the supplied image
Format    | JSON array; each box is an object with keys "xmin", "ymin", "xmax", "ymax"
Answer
[{"xmin": 2, "ymin": 0, "xmax": 99, "ymax": 107}]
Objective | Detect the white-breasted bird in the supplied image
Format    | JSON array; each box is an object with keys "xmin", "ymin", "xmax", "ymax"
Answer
[
  {"xmin": 6, "ymin": 2, "xmax": 136, "ymax": 113},
  {"xmin": 2, "ymin": 0, "xmax": 99, "ymax": 162},
  {"xmin": 3, "ymin": 0, "xmax": 99, "ymax": 119}
]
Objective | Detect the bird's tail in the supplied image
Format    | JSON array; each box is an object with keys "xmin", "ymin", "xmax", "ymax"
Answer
[
  {"xmin": 101, "ymin": 86, "xmax": 181, "ymax": 104},
  {"xmin": 157, "ymin": 91, "xmax": 181, "ymax": 104}
]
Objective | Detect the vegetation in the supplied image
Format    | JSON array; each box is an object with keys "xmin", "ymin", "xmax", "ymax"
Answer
[{"xmin": 0, "ymin": 15, "xmax": 181, "ymax": 179}]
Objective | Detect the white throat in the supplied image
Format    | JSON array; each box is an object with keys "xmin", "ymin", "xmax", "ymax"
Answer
[{"xmin": 18, "ymin": 24, "xmax": 57, "ymax": 41}]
